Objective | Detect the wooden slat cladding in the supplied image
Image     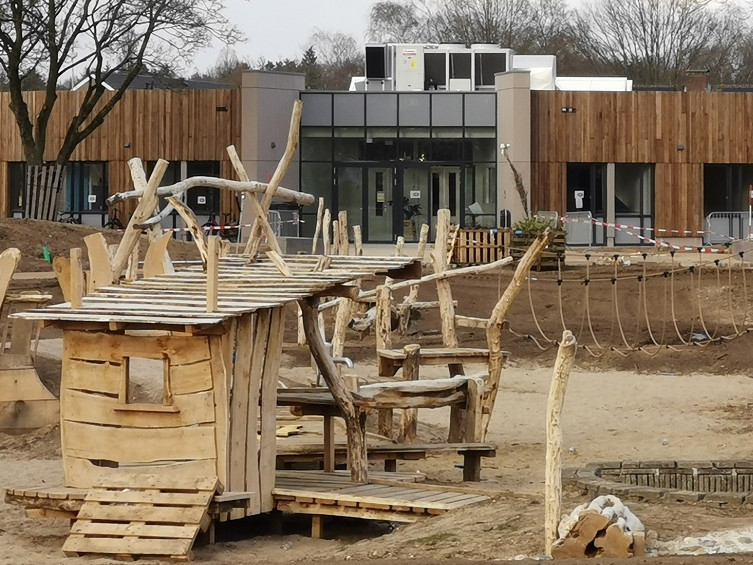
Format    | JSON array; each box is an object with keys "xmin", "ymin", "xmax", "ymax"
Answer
[
  {"xmin": 0, "ymin": 89, "xmax": 240, "ymax": 217},
  {"xmin": 531, "ymin": 90, "xmax": 753, "ymax": 232}
]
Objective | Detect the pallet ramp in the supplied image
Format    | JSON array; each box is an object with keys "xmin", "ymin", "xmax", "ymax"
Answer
[{"xmin": 63, "ymin": 473, "xmax": 222, "ymax": 562}]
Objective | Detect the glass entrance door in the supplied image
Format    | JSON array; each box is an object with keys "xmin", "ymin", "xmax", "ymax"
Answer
[
  {"xmin": 367, "ymin": 167, "xmax": 394, "ymax": 242},
  {"xmin": 430, "ymin": 166, "xmax": 461, "ymax": 238},
  {"xmin": 566, "ymin": 163, "xmax": 607, "ymax": 245}
]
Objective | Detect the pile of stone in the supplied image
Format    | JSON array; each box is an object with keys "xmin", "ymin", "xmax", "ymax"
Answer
[{"xmin": 552, "ymin": 495, "xmax": 647, "ymax": 558}]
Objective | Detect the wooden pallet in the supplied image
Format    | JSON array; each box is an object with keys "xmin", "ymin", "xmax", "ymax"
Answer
[
  {"xmin": 450, "ymin": 228, "xmax": 507, "ymax": 266},
  {"xmin": 62, "ymin": 473, "xmax": 222, "ymax": 562}
]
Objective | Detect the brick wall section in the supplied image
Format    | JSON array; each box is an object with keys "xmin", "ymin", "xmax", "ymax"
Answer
[{"xmin": 564, "ymin": 461, "xmax": 753, "ymax": 507}]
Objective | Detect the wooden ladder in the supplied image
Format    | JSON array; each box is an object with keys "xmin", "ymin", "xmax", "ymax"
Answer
[{"xmin": 63, "ymin": 473, "xmax": 222, "ymax": 562}]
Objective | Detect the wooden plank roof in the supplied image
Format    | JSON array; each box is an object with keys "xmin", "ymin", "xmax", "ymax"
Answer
[{"xmin": 16, "ymin": 255, "xmax": 420, "ymax": 327}]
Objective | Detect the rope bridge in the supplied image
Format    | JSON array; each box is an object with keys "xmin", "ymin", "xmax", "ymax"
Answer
[{"xmin": 501, "ymin": 249, "xmax": 752, "ymax": 357}]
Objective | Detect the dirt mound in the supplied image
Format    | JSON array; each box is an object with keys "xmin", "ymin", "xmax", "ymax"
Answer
[
  {"xmin": 0, "ymin": 424, "xmax": 60, "ymax": 460},
  {"xmin": 0, "ymin": 218, "xmax": 200, "ymax": 273}
]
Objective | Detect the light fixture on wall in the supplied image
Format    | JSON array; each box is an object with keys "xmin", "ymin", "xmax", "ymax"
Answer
[
  {"xmin": 561, "ymin": 106, "xmax": 576, "ymax": 113},
  {"xmin": 676, "ymin": 144, "xmax": 685, "ymax": 151},
  {"xmin": 270, "ymin": 142, "xmax": 277, "ymax": 149},
  {"xmin": 123, "ymin": 141, "xmax": 131, "ymax": 148}
]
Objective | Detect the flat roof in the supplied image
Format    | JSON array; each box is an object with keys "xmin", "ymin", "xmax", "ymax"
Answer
[{"xmin": 16, "ymin": 255, "xmax": 420, "ymax": 327}]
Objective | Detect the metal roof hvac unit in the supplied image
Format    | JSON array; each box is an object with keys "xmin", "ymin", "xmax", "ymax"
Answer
[
  {"xmin": 472, "ymin": 46, "xmax": 513, "ymax": 90},
  {"xmin": 394, "ymin": 44, "xmax": 425, "ymax": 91}
]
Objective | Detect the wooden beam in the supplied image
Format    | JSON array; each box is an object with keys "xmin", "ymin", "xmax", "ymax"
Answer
[
  {"xmin": 482, "ymin": 229, "xmax": 553, "ymax": 436},
  {"xmin": 264, "ymin": 251, "xmax": 293, "ymax": 277},
  {"xmin": 226, "ymin": 144, "xmax": 282, "ymax": 254},
  {"xmin": 245, "ymin": 100, "xmax": 303, "ymax": 258},
  {"xmin": 299, "ymin": 296, "xmax": 367, "ymax": 483},
  {"xmin": 545, "ymin": 330, "xmax": 577, "ymax": 557},
  {"xmin": 111, "ymin": 158, "xmax": 167, "ymax": 281}
]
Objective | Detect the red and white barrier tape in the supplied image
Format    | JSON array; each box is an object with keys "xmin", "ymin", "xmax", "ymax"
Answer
[{"xmin": 559, "ymin": 215, "xmax": 730, "ymax": 253}]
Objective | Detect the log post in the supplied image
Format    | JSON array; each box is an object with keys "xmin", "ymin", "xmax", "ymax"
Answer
[
  {"xmin": 323, "ymin": 209, "xmax": 332, "ymax": 255},
  {"xmin": 398, "ymin": 344, "xmax": 421, "ymax": 443},
  {"xmin": 311, "ymin": 197, "xmax": 325, "ymax": 254},
  {"xmin": 545, "ymin": 330, "xmax": 577, "ymax": 557},
  {"xmin": 331, "ymin": 220, "xmax": 340, "ymax": 255},
  {"xmin": 375, "ymin": 285, "xmax": 392, "ymax": 350},
  {"xmin": 338, "ymin": 210, "xmax": 349, "ymax": 256},
  {"xmin": 332, "ymin": 226, "xmax": 352, "ymax": 359},
  {"xmin": 300, "ymin": 297, "xmax": 368, "ymax": 482},
  {"xmin": 353, "ymin": 225, "xmax": 363, "ymax": 256},
  {"xmin": 69, "ymin": 248, "xmax": 84, "ymax": 309},
  {"xmin": 482, "ymin": 229, "xmax": 554, "ymax": 437}
]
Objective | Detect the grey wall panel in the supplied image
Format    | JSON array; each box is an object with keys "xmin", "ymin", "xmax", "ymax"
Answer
[
  {"xmin": 464, "ymin": 93, "xmax": 496, "ymax": 126},
  {"xmin": 431, "ymin": 94, "xmax": 463, "ymax": 126},
  {"xmin": 398, "ymin": 94, "xmax": 430, "ymax": 126},
  {"xmin": 301, "ymin": 93, "xmax": 332, "ymax": 126},
  {"xmin": 366, "ymin": 94, "xmax": 398, "ymax": 126},
  {"xmin": 333, "ymin": 94, "xmax": 365, "ymax": 126}
]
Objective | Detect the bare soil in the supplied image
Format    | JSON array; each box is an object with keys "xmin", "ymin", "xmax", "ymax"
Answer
[{"xmin": 2, "ymin": 219, "xmax": 753, "ymax": 564}]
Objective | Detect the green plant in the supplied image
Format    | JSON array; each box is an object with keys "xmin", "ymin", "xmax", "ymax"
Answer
[{"xmin": 512, "ymin": 215, "xmax": 565, "ymax": 235}]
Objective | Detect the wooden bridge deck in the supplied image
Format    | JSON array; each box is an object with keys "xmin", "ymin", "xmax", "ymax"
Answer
[
  {"xmin": 6, "ymin": 470, "xmax": 490, "ymax": 540},
  {"xmin": 272, "ymin": 470, "xmax": 490, "ymax": 537}
]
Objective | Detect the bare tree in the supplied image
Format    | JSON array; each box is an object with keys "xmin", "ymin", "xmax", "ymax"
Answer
[
  {"xmin": 0, "ymin": 0, "xmax": 241, "ymax": 168},
  {"xmin": 308, "ymin": 29, "xmax": 363, "ymax": 89},
  {"xmin": 427, "ymin": 0, "xmax": 534, "ymax": 47},
  {"xmin": 573, "ymin": 0, "xmax": 749, "ymax": 85},
  {"xmin": 368, "ymin": 1, "xmax": 428, "ymax": 43}
]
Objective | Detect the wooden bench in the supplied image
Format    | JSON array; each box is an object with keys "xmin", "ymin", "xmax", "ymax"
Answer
[
  {"xmin": 377, "ymin": 347, "xmax": 491, "ymax": 377},
  {"xmin": 276, "ymin": 443, "xmax": 496, "ymax": 481}
]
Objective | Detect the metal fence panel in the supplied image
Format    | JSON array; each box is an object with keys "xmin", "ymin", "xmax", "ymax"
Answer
[{"xmin": 564, "ymin": 211, "xmax": 593, "ymax": 246}]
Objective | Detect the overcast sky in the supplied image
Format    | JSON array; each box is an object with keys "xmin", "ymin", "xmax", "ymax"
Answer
[{"xmin": 190, "ymin": 0, "xmax": 374, "ymax": 72}]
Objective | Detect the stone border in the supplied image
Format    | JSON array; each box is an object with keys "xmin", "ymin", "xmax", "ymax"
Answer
[{"xmin": 564, "ymin": 461, "xmax": 753, "ymax": 507}]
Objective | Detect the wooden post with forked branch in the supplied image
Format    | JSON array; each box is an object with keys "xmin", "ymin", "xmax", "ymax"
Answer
[
  {"xmin": 226, "ymin": 144, "xmax": 282, "ymax": 255},
  {"xmin": 300, "ymin": 297, "xmax": 368, "ymax": 482},
  {"xmin": 545, "ymin": 330, "xmax": 577, "ymax": 557},
  {"xmin": 482, "ymin": 229, "xmax": 553, "ymax": 437},
  {"xmin": 244, "ymin": 100, "xmax": 303, "ymax": 258},
  {"xmin": 111, "ymin": 158, "xmax": 168, "ymax": 281}
]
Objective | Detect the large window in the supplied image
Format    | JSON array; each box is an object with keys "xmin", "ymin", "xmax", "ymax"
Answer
[
  {"xmin": 63, "ymin": 162, "xmax": 107, "ymax": 212},
  {"xmin": 299, "ymin": 91, "xmax": 497, "ymax": 242}
]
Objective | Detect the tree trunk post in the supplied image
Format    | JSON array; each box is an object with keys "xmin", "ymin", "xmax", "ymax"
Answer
[
  {"xmin": 375, "ymin": 285, "xmax": 392, "ymax": 350},
  {"xmin": 545, "ymin": 330, "xmax": 577, "ymax": 557},
  {"xmin": 398, "ymin": 344, "xmax": 421, "ymax": 443},
  {"xmin": 482, "ymin": 230, "xmax": 554, "ymax": 437},
  {"xmin": 300, "ymin": 297, "xmax": 368, "ymax": 482}
]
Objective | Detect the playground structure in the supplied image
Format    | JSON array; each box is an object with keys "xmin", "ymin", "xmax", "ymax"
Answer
[{"xmin": 0, "ymin": 100, "xmax": 559, "ymax": 561}]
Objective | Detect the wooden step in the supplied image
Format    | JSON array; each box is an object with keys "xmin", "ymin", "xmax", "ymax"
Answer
[{"xmin": 63, "ymin": 473, "xmax": 222, "ymax": 562}]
